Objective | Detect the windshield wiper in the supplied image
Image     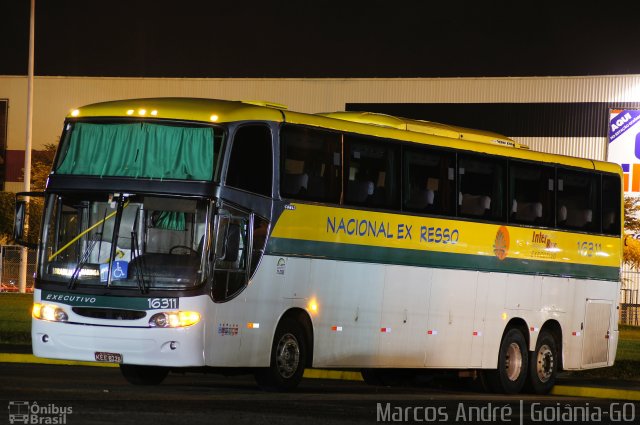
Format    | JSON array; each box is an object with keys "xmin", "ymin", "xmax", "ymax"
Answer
[
  {"xmin": 67, "ymin": 232, "xmax": 100, "ymax": 290},
  {"xmin": 68, "ymin": 207, "xmax": 108, "ymax": 290},
  {"xmin": 131, "ymin": 229, "xmax": 148, "ymax": 294}
]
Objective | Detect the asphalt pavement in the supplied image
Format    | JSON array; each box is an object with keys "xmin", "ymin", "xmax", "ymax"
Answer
[{"xmin": 1, "ymin": 344, "xmax": 639, "ymax": 401}]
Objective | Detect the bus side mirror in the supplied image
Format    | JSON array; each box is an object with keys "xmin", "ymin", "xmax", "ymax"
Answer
[
  {"xmin": 13, "ymin": 200, "xmax": 26, "ymax": 242},
  {"xmin": 13, "ymin": 192, "xmax": 43, "ymax": 249}
]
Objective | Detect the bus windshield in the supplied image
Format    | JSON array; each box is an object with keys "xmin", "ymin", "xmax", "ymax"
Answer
[{"xmin": 40, "ymin": 192, "xmax": 209, "ymax": 290}]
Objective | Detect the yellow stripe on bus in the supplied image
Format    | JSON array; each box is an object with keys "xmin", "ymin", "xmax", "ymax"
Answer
[{"xmin": 271, "ymin": 203, "xmax": 621, "ymax": 268}]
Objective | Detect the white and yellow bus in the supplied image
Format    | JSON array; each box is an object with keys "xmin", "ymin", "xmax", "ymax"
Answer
[{"xmin": 15, "ymin": 98, "xmax": 622, "ymax": 394}]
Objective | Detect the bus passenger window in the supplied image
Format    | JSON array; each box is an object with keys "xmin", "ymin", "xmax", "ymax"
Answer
[
  {"xmin": 458, "ymin": 155, "xmax": 506, "ymax": 221},
  {"xmin": 280, "ymin": 126, "xmax": 341, "ymax": 203},
  {"xmin": 226, "ymin": 125, "xmax": 273, "ymax": 196},
  {"xmin": 509, "ymin": 161, "xmax": 554, "ymax": 226},
  {"xmin": 344, "ymin": 135, "xmax": 400, "ymax": 210},
  {"xmin": 556, "ymin": 169, "xmax": 599, "ymax": 232},
  {"xmin": 403, "ymin": 147, "xmax": 455, "ymax": 216},
  {"xmin": 602, "ymin": 174, "xmax": 620, "ymax": 235}
]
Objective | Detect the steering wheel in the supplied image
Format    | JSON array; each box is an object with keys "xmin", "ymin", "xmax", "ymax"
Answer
[{"xmin": 169, "ymin": 245, "xmax": 198, "ymax": 256}]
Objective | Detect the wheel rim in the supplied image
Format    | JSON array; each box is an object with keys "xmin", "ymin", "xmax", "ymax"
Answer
[
  {"xmin": 275, "ymin": 333, "xmax": 300, "ymax": 379},
  {"xmin": 536, "ymin": 344, "xmax": 554, "ymax": 383},
  {"xmin": 505, "ymin": 342, "xmax": 523, "ymax": 381}
]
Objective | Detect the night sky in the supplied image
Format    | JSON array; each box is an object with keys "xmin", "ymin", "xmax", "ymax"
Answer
[{"xmin": 2, "ymin": 0, "xmax": 640, "ymax": 78}]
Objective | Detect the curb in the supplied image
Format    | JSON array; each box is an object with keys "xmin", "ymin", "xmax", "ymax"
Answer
[
  {"xmin": 3, "ymin": 354, "xmax": 640, "ymax": 401},
  {"xmin": 551, "ymin": 385, "xmax": 640, "ymax": 401},
  {"xmin": 303, "ymin": 368, "xmax": 364, "ymax": 381}
]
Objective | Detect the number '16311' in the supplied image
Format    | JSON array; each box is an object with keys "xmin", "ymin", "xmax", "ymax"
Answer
[
  {"xmin": 577, "ymin": 242, "xmax": 602, "ymax": 257},
  {"xmin": 147, "ymin": 298, "xmax": 178, "ymax": 309}
]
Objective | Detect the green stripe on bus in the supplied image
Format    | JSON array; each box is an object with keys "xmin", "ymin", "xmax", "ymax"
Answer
[
  {"xmin": 267, "ymin": 237, "xmax": 619, "ymax": 281},
  {"xmin": 40, "ymin": 290, "xmax": 179, "ymax": 310}
]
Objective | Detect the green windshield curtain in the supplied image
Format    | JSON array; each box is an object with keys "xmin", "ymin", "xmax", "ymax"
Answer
[
  {"xmin": 155, "ymin": 211, "xmax": 186, "ymax": 231},
  {"xmin": 56, "ymin": 123, "xmax": 215, "ymax": 180}
]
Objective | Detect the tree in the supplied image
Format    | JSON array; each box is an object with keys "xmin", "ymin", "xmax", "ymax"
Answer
[
  {"xmin": 624, "ymin": 196, "xmax": 640, "ymax": 233},
  {"xmin": 30, "ymin": 143, "xmax": 58, "ymax": 191},
  {"xmin": 0, "ymin": 192, "xmax": 14, "ymax": 244},
  {"xmin": 0, "ymin": 143, "xmax": 58, "ymax": 243},
  {"xmin": 624, "ymin": 196, "xmax": 640, "ymax": 269}
]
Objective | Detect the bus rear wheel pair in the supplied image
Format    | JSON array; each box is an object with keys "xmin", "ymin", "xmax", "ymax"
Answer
[{"xmin": 486, "ymin": 327, "xmax": 558, "ymax": 394}]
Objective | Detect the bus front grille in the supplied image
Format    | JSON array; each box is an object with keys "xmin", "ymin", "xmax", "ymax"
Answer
[{"xmin": 72, "ymin": 307, "xmax": 147, "ymax": 320}]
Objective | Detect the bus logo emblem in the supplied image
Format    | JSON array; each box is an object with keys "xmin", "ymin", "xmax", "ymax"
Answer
[
  {"xmin": 276, "ymin": 258, "xmax": 286, "ymax": 275},
  {"xmin": 494, "ymin": 226, "xmax": 510, "ymax": 260}
]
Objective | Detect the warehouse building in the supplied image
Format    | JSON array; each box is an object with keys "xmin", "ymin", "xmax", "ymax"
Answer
[{"xmin": 2, "ymin": 74, "xmax": 640, "ymax": 193}]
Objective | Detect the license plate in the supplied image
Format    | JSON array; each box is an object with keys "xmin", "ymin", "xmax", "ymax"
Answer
[{"xmin": 95, "ymin": 351, "xmax": 123, "ymax": 363}]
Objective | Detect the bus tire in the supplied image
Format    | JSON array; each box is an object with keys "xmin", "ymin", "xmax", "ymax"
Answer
[
  {"xmin": 119, "ymin": 364, "xmax": 169, "ymax": 385},
  {"xmin": 486, "ymin": 328, "xmax": 528, "ymax": 394},
  {"xmin": 255, "ymin": 318, "xmax": 306, "ymax": 391},
  {"xmin": 525, "ymin": 330, "xmax": 558, "ymax": 394}
]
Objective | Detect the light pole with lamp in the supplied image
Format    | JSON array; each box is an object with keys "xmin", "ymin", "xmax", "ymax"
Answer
[{"xmin": 18, "ymin": 0, "xmax": 35, "ymax": 294}]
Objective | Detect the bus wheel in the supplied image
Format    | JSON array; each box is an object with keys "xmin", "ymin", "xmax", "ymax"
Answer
[
  {"xmin": 255, "ymin": 318, "xmax": 306, "ymax": 391},
  {"xmin": 119, "ymin": 364, "xmax": 169, "ymax": 385},
  {"xmin": 525, "ymin": 330, "xmax": 558, "ymax": 394},
  {"xmin": 487, "ymin": 328, "xmax": 528, "ymax": 394}
]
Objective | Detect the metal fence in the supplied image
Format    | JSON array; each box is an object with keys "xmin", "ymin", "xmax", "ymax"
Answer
[
  {"xmin": 621, "ymin": 266, "xmax": 640, "ymax": 326},
  {"xmin": 0, "ymin": 245, "xmax": 36, "ymax": 293}
]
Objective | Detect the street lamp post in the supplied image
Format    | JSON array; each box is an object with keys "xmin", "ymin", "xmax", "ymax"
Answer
[{"xmin": 18, "ymin": 0, "xmax": 35, "ymax": 294}]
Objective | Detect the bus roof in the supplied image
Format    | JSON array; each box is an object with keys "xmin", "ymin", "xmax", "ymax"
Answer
[
  {"xmin": 68, "ymin": 97, "xmax": 621, "ymax": 175},
  {"xmin": 317, "ymin": 111, "xmax": 529, "ymax": 149},
  {"xmin": 69, "ymin": 97, "xmax": 286, "ymax": 123}
]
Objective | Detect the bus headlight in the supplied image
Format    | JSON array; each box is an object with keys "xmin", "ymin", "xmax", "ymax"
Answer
[
  {"xmin": 149, "ymin": 311, "xmax": 201, "ymax": 328},
  {"xmin": 33, "ymin": 303, "xmax": 68, "ymax": 322}
]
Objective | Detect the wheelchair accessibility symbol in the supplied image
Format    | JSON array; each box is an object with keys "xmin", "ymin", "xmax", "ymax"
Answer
[
  {"xmin": 113, "ymin": 263, "xmax": 125, "ymax": 278},
  {"xmin": 100, "ymin": 261, "xmax": 129, "ymax": 282}
]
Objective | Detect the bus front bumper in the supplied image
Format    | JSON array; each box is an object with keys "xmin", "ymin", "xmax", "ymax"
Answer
[{"xmin": 31, "ymin": 319, "xmax": 205, "ymax": 367}]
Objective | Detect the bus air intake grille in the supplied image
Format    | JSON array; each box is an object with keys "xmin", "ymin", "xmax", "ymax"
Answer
[{"xmin": 72, "ymin": 307, "xmax": 147, "ymax": 320}]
